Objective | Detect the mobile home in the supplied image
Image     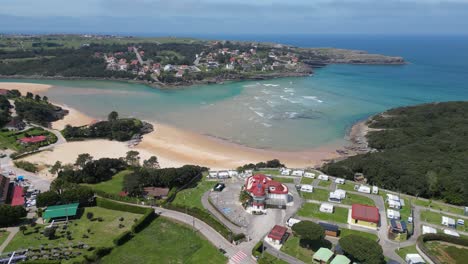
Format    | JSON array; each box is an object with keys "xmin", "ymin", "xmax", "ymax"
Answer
[
  {"xmin": 335, "ymin": 178, "xmax": 345, "ymax": 184},
  {"xmin": 318, "ymin": 174, "xmax": 329, "ymax": 181},
  {"xmin": 320, "ymin": 203, "xmax": 334, "ymax": 213},
  {"xmin": 357, "ymin": 185, "xmax": 371, "ymax": 194},
  {"xmin": 442, "ymin": 216, "xmax": 456, "ymax": 227},
  {"xmin": 300, "ymin": 184, "xmax": 313, "ymax": 193},
  {"xmin": 372, "ymin": 186, "xmax": 379, "ymax": 194}
]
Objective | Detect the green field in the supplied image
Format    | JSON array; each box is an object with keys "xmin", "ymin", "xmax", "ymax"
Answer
[
  {"xmin": 297, "ymin": 203, "xmax": 349, "ymax": 224},
  {"xmin": 300, "ymin": 177, "xmax": 314, "ymax": 185},
  {"xmin": 342, "ymin": 193, "xmax": 375, "ymax": 206},
  {"xmin": 257, "ymin": 252, "xmax": 289, "ymax": 264},
  {"xmin": 4, "ymin": 207, "xmax": 141, "ymax": 263},
  {"xmin": 340, "ymin": 228, "xmax": 378, "ymax": 241},
  {"xmin": 0, "ymin": 230, "xmax": 10, "ymax": 246},
  {"xmin": 83, "ymin": 170, "xmax": 131, "ymax": 194},
  {"xmin": 318, "ymin": 180, "xmax": 331, "ymax": 188},
  {"xmin": 271, "ymin": 177, "xmax": 295, "ymax": 184},
  {"xmin": 281, "ymin": 235, "xmax": 313, "ymax": 263},
  {"xmin": 172, "ymin": 177, "xmax": 215, "ymax": 210},
  {"xmin": 424, "ymin": 241, "xmax": 468, "ymax": 264},
  {"xmin": 420, "ymin": 210, "xmax": 467, "ymax": 232},
  {"xmin": 395, "ymin": 244, "xmax": 418, "ymax": 260},
  {"xmin": 101, "ymin": 217, "xmax": 226, "ymax": 264},
  {"xmin": 413, "ymin": 199, "xmax": 465, "ymax": 216},
  {"xmin": 255, "ymin": 169, "xmax": 281, "ymax": 176},
  {"xmin": 301, "ymin": 188, "xmax": 329, "ymax": 202},
  {"xmin": 0, "ymin": 127, "xmax": 56, "ymax": 151},
  {"xmin": 338, "ymin": 182, "xmax": 357, "ymax": 192}
]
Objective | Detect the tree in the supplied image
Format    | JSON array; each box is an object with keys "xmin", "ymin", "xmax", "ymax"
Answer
[
  {"xmin": 143, "ymin": 156, "xmax": 160, "ymax": 169},
  {"xmin": 26, "ymin": 92, "xmax": 33, "ymax": 99},
  {"xmin": 75, "ymin": 153, "xmax": 93, "ymax": 168},
  {"xmin": 43, "ymin": 227, "xmax": 57, "ymax": 239},
  {"xmin": 339, "ymin": 234, "xmax": 385, "ymax": 264},
  {"xmin": 125, "ymin": 151, "xmax": 140, "ymax": 167},
  {"xmin": 42, "ymin": 96, "xmax": 48, "ymax": 102},
  {"xmin": 34, "ymin": 94, "xmax": 41, "ymax": 101},
  {"xmin": 0, "ymin": 205, "xmax": 27, "ymax": 227},
  {"xmin": 19, "ymin": 225, "xmax": 27, "ymax": 234},
  {"xmin": 49, "ymin": 161, "xmax": 62, "ymax": 174},
  {"xmin": 36, "ymin": 191, "xmax": 60, "ymax": 207},
  {"xmin": 266, "ymin": 159, "xmax": 283, "ymax": 168},
  {"xmin": 291, "ymin": 221, "xmax": 325, "ymax": 249},
  {"xmin": 108, "ymin": 111, "xmax": 119, "ymax": 121}
]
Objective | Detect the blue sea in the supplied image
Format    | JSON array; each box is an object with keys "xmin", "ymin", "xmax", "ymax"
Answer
[{"xmin": 2, "ymin": 35, "xmax": 468, "ymax": 150}]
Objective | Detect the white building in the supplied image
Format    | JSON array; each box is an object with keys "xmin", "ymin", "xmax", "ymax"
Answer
[
  {"xmin": 292, "ymin": 170, "xmax": 304, "ymax": 176},
  {"xmin": 280, "ymin": 169, "xmax": 291, "ymax": 176},
  {"xmin": 443, "ymin": 229, "xmax": 460, "ymax": 237},
  {"xmin": 218, "ymin": 171, "xmax": 230, "ymax": 179},
  {"xmin": 228, "ymin": 170, "xmax": 238, "ymax": 177},
  {"xmin": 335, "ymin": 178, "xmax": 345, "ymax": 184},
  {"xmin": 318, "ymin": 174, "xmax": 329, "ymax": 181},
  {"xmin": 300, "ymin": 185, "xmax": 313, "ymax": 193},
  {"xmin": 442, "ymin": 216, "xmax": 456, "ymax": 227},
  {"xmin": 208, "ymin": 171, "xmax": 218, "ymax": 178},
  {"xmin": 422, "ymin": 225, "xmax": 437, "ymax": 235},
  {"xmin": 320, "ymin": 203, "xmax": 334, "ymax": 213},
  {"xmin": 372, "ymin": 186, "xmax": 379, "ymax": 194},
  {"xmin": 388, "ymin": 199, "xmax": 401, "ymax": 209},
  {"xmin": 405, "ymin": 254, "xmax": 425, "ymax": 264},
  {"xmin": 386, "ymin": 193, "xmax": 400, "ymax": 201},
  {"xmin": 357, "ymin": 185, "xmax": 371, "ymax": 194},
  {"xmin": 287, "ymin": 218, "xmax": 301, "ymax": 227},
  {"xmin": 329, "ymin": 189, "xmax": 346, "ymax": 203},
  {"xmin": 304, "ymin": 172, "xmax": 315, "ymax": 178},
  {"xmin": 387, "ymin": 209, "xmax": 401, "ymax": 219}
]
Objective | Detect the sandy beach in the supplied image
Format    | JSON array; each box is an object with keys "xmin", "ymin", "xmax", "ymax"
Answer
[{"xmin": 4, "ymin": 82, "xmax": 345, "ymax": 170}]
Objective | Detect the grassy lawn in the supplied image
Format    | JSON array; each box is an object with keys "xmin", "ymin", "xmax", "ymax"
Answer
[
  {"xmin": 301, "ymin": 177, "xmax": 314, "ymax": 185},
  {"xmin": 271, "ymin": 177, "xmax": 295, "ymax": 184},
  {"xmin": 281, "ymin": 235, "xmax": 313, "ymax": 263},
  {"xmin": 395, "ymin": 244, "xmax": 418, "ymax": 260},
  {"xmin": 297, "ymin": 203, "xmax": 349, "ymax": 224},
  {"xmin": 0, "ymin": 127, "xmax": 57, "ymax": 151},
  {"xmin": 101, "ymin": 217, "xmax": 226, "ymax": 264},
  {"xmin": 172, "ymin": 177, "xmax": 215, "ymax": 210},
  {"xmin": 4, "ymin": 207, "xmax": 141, "ymax": 263},
  {"xmin": 413, "ymin": 199, "xmax": 465, "ymax": 216},
  {"xmin": 424, "ymin": 241, "xmax": 468, "ymax": 264},
  {"xmin": 257, "ymin": 252, "xmax": 289, "ymax": 264},
  {"xmin": 82, "ymin": 170, "xmax": 131, "ymax": 194},
  {"xmin": 339, "ymin": 182, "xmax": 357, "ymax": 192},
  {"xmin": 318, "ymin": 180, "xmax": 331, "ymax": 188},
  {"xmin": 420, "ymin": 210, "xmax": 467, "ymax": 232},
  {"xmin": 340, "ymin": 228, "xmax": 378, "ymax": 241},
  {"xmin": 255, "ymin": 169, "xmax": 281, "ymax": 176},
  {"xmin": 0, "ymin": 230, "xmax": 10, "ymax": 246},
  {"xmin": 342, "ymin": 193, "xmax": 375, "ymax": 206},
  {"xmin": 301, "ymin": 188, "xmax": 329, "ymax": 202}
]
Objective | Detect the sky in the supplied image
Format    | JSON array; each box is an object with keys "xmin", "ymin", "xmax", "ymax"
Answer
[{"xmin": 1, "ymin": 0, "xmax": 468, "ymax": 35}]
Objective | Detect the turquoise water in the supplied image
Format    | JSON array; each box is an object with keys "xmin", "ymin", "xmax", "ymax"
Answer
[{"xmin": 2, "ymin": 35, "xmax": 468, "ymax": 150}]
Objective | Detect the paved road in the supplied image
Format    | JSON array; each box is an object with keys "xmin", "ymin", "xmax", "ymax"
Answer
[
  {"xmin": 201, "ymin": 191, "xmax": 245, "ymax": 234},
  {"xmin": 265, "ymin": 244, "xmax": 305, "ymax": 264},
  {"xmin": 133, "ymin": 47, "xmax": 144, "ymax": 65}
]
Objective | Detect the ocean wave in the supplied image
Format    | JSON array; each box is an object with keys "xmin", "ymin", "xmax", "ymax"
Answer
[
  {"xmin": 302, "ymin": 96, "xmax": 324, "ymax": 103},
  {"xmin": 263, "ymin": 83, "xmax": 279, "ymax": 87},
  {"xmin": 279, "ymin": 96, "xmax": 300, "ymax": 104},
  {"xmin": 261, "ymin": 122, "xmax": 272, "ymax": 128},
  {"xmin": 284, "ymin": 88, "xmax": 295, "ymax": 93}
]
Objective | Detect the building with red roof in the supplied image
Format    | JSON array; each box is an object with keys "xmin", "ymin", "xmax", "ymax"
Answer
[
  {"xmin": 18, "ymin": 135, "xmax": 47, "ymax": 144},
  {"xmin": 10, "ymin": 186, "xmax": 24, "ymax": 206},
  {"xmin": 244, "ymin": 174, "xmax": 289, "ymax": 213},
  {"xmin": 266, "ymin": 225, "xmax": 289, "ymax": 246},
  {"xmin": 351, "ymin": 204, "xmax": 380, "ymax": 228}
]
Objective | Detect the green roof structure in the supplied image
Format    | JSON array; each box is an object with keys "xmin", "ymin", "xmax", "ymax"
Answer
[
  {"xmin": 313, "ymin": 248, "xmax": 334, "ymax": 263},
  {"xmin": 43, "ymin": 203, "xmax": 79, "ymax": 221},
  {"xmin": 330, "ymin": 255, "xmax": 351, "ymax": 264}
]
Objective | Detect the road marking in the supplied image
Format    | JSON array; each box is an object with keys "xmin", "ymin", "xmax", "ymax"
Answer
[{"xmin": 230, "ymin": 251, "xmax": 248, "ymax": 263}]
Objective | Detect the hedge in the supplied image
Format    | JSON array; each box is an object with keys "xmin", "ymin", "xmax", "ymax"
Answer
[
  {"xmin": 96, "ymin": 197, "xmax": 148, "ymax": 214},
  {"xmin": 113, "ymin": 230, "xmax": 133, "ymax": 246},
  {"xmin": 131, "ymin": 209, "xmax": 156, "ymax": 233},
  {"xmin": 94, "ymin": 190, "xmax": 140, "ymax": 204},
  {"xmin": 22, "ymin": 261, "xmax": 61, "ymax": 264},
  {"xmin": 83, "ymin": 246, "xmax": 114, "ymax": 262}
]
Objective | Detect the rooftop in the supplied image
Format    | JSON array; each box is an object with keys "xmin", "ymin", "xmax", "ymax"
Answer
[
  {"xmin": 313, "ymin": 247, "xmax": 334, "ymax": 262},
  {"xmin": 330, "ymin": 255, "xmax": 351, "ymax": 264},
  {"xmin": 11, "ymin": 186, "xmax": 24, "ymax": 206},
  {"xmin": 351, "ymin": 204, "xmax": 380, "ymax": 223},
  {"xmin": 245, "ymin": 174, "xmax": 288, "ymax": 197},
  {"xmin": 267, "ymin": 225, "xmax": 288, "ymax": 241},
  {"xmin": 19, "ymin": 135, "xmax": 47, "ymax": 144},
  {"xmin": 43, "ymin": 203, "xmax": 79, "ymax": 221}
]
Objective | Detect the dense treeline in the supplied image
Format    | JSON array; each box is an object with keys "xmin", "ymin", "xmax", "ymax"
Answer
[
  {"xmin": 124, "ymin": 165, "xmax": 206, "ymax": 196},
  {"xmin": 323, "ymin": 102, "xmax": 468, "ymax": 205},
  {"xmin": 36, "ymin": 183, "xmax": 94, "ymax": 207},
  {"xmin": 0, "ymin": 205, "xmax": 27, "ymax": 227},
  {"xmin": 62, "ymin": 112, "xmax": 150, "ymax": 141},
  {"xmin": 57, "ymin": 158, "xmax": 127, "ymax": 184},
  {"xmin": 14, "ymin": 93, "xmax": 64, "ymax": 126},
  {"xmin": 0, "ymin": 95, "xmax": 12, "ymax": 127},
  {"xmin": 236, "ymin": 159, "xmax": 284, "ymax": 172}
]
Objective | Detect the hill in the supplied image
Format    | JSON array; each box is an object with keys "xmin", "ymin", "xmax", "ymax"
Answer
[{"xmin": 323, "ymin": 101, "xmax": 468, "ymax": 205}]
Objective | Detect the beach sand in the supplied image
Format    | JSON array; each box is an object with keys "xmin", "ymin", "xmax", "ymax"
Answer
[{"xmin": 6, "ymin": 82, "xmax": 343, "ymax": 170}]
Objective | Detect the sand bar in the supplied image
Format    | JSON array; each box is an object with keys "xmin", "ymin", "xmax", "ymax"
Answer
[{"xmin": 0, "ymin": 82, "xmax": 52, "ymax": 95}]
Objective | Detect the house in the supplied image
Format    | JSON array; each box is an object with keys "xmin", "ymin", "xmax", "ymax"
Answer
[
  {"xmin": 300, "ymin": 184, "xmax": 313, "ymax": 193},
  {"xmin": 318, "ymin": 174, "xmax": 329, "ymax": 181},
  {"xmin": 225, "ymin": 64, "xmax": 235, "ymax": 70},
  {"xmin": 372, "ymin": 186, "xmax": 379, "ymax": 194},
  {"xmin": 280, "ymin": 169, "xmax": 291, "ymax": 176},
  {"xmin": 287, "ymin": 217, "xmax": 301, "ymax": 227},
  {"xmin": 387, "ymin": 209, "xmax": 401, "ymax": 219},
  {"xmin": 266, "ymin": 225, "xmax": 288, "ymax": 245},
  {"xmin": 175, "ymin": 70, "xmax": 184, "ymax": 78},
  {"xmin": 313, "ymin": 248, "xmax": 334, "ymax": 264},
  {"xmin": 18, "ymin": 135, "xmax": 47, "ymax": 144},
  {"xmin": 10, "ymin": 185, "xmax": 24, "ymax": 206},
  {"xmin": 354, "ymin": 173, "xmax": 367, "ymax": 183},
  {"xmin": 351, "ymin": 204, "xmax": 380, "ymax": 227},
  {"xmin": 304, "ymin": 172, "xmax": 315, "ymax": 178},
  {"xmin": 441, "ymin": 216, "xmax": 456, "ymax": 227},
  {"xmin": 5, "ymin": 118, "xmax": 26, "ymax": 131},
  {"xmin": 422, "ymin": 225, "xmax": 437, "ymax": 235},
  {"xmin": 335, "ymin": 178, "xmax": 345, "ymax": 184},
  {"xmin": 405, "ymin": 254, "xmax": 425, "ymax": 264},
  {"xmin": 0, "ymin": 175, "xmax": 11, "ymax": 205},
  {"xmin": 143, "ymin": 187, "xmax": 170, "ymax": 199},
  {"xmin": 164, "ymin": 64, "xmax": 174, "ymax": 72},
  {"xmin": 330, "ymin": 255, "xmax": 351, "ymax": 264},
  {"xmin": 357, "ymin": 185, "xmax": 371, "ymax": 194},
  {"xmin": 318, "ymin": 222, "xmax": 340, "ymax": 237},
  {"xmin": 244, "ymin": 174, "xmax": 289, "ymax": 213},
  {"xmin": 390, "ymin": 219, "xmax": 407, "ymax": 233},
  {"xmin": 291, "ymin": 170, "xmax": 304, "ymax": 176},
  {"xmin": 443, "ymin": 229, "xmax": 460, "ymax": 237},
  {"xmin": 320, "ymin": 203, "xmax": 334, "ymax": 213},
  {"xmin": 329, "ymin": 189, "xmax": 346, "ymax": 203}
]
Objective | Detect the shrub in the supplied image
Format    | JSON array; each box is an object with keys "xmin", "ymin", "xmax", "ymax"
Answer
[
  {"xmin": 43, "ymin": 227, "xmax": 56, "ymax": 239},
  {"xmin": 83, "ymin": 246, "xmax": 114, "ymax": 262},
  {"xmin": 339, "ymin": 234, "xmax": 385, "ymax": 264},
  {"xmin": 131, "ymin": 210, "xmax": 156, "ymax": 233},
  {"xmin": 86, "ymin": 212, "xmax": 94, "ymax": 220},
  {"xmin": 113, "ymin": 230, "xmax": 133, "ymax": 246},
  {"xmin": 96, "ymin": 197, "xmax": 148, "ymax": 214},
  {"xmin": 13, "ymin": 160, "xmax": 38, "ymax": 173}
]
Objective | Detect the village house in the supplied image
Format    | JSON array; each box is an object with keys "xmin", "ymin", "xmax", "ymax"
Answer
[
  {"xmin": 18, "ymin": 135, "xmax": 47, "ymax": 145},
  {"xmin": 265, "ymin": 225, "xmax": 288, "ymax": 246},
  {"xmin": 143, "ymin": 187, "xmax": 170, "ymax": 200},
  {"xmin": 350, "ymin": 204, "xmax": 380, "ymax": 228},
  {"xmin": 244, "ymin": 174, "xmax": 289, "ymax": 213},
  {"xmin": 175, "ymin": 70, "xmax": 184, "ymax": 78}
]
